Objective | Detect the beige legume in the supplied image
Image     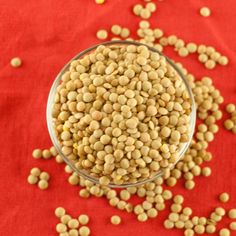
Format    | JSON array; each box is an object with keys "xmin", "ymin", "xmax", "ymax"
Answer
[
  {"xmin": 178, "ymin": 47, "xmax": 189, "ymax": 57},
  {"xmin": 111, "ymin": 25, "xmax": 122, "ymax": 35},
  {"xmin": 218, "ymin": 56, "xmax": 229, "ymax": 66},
  {"xmin": 32, "ymin": 149, "xmax": 42, "ymax": 159},
  {"xmin": 42, "ymin": 149, "xmax": 51, "ymax": 159},
  {"xmin": 133, "ymin": 4, "xmax": 143, "ymax": 16},
  {"xmin": 140, "ymin": 9, "xmax": 151, "ymax": 19},
  {"xmin": 79, "ymin": 226, "xmax": 90, "ymax": 236},
  {"xmin": 219, "ymin": 228, "xmax": 230, "ymax": 236},
  {"xmin": 200, "ymin": 7, "xmax": 211, "ymax": 17},
  {"xmin": 185, "ymin": 180, "xmax": 195, "ymax": 190},
  {"xmin": 95, "ymin": 0, "xmax": 105, "ymax": 4},
  {"xmin": 215, "ymin": 207, "xmax": 226, "ymax": 216},
  {"xmin": 39, "ymin": 171, "xmax": 50, "ymax": 181},
  {"xmin": 219, "ymin": 192, "xmax": 230, "ymax": 203},
  {"xmin": 147, "ymin": 208, "xmax": 158, "ymax": 218},
  {"xmin": 96, "ymin": 30, "xmax": 108, "ymax": 40},
  {"xmin": 61, "ymin": 215, "xmax": 72, "ymax": 224},
  {"xmin": 226, "ymin": 104, "xmax": 235, "ymax": 113},
  {"xmin": 68, "ymin": 219, "xmax": 79, "ymax": 229},
  {"xmin": 194, "ymin": 224, "xmax": 205, "ymax": 234},
  {"xmin": 111, "ymin": 215, "xmax": 121, "ymax": 225},
  {"xmin": 173, "ymin": 195, "xmax": 184, "ymax": 204},
  {"xmin": 38, "ymin": 179, "xmax": 49, "ymax": 190},
  {"xmin": 55, "ymin": 207, "xmax": 66, "ymax": 218},
  {"xmin": 137, "ymin": 212, "xmax": 148, "ymax": 222},
  {"xmin": 229, "ymin": 222, "xmax": 236, "ymax": 230},
  {"xmin": 184, "ymin": 229, "xmax": 194, "ymax": 236},
  {"xmin": 186, "ymin": 43, "xmax": 197, "ymax": 53},
  {"xmin": 206, "ymin": 224, "xmax": 216, "ymax": 234},
  {"xmin": 169, "ymin": 212, "xmax": 179, "ymax": 222},
  {"xmin": 27, "ymin": 175, "xmax": 38, "ymax": 185},
  {"xmin": 120, "ymin": 28, "xmax": 130, "ymax": 38},
  {"xmin": 69, "ymin": 229, "xmax": 78, "ymax": 236},
  {"xmin": 228, "ymin": 209, "xmax": 236, "ymax": 219},
  {"xmin": 146, "ymin": 2, "xmax": 156, "ymax": 12},
  {"xmin": 30, "ymin": 167, "xmax": 41, "ymax": 176},
  {"xmin": 224, "ymin": 120, "xmax": 234, "ymax": 130},
  {"xmin": 164, "ymin": 219, "xmax": 174, "ymax": 229},
  {"xmin": 10, "ymin": 57, "xmax": 22, "ymax": 67},
  {"xmin": 50, "ymin": 146, "xmax": 58, "ymax": 156},
  {"xmin": 78, "ymin": 214, "xmax": 89, "ymax": 225},
  {"xmin": 201, "ymin": 167, "xmax": 211, "ymax": 177},
  {"xmin": 171, "ymin": 203, "xmax": 182, "ymax": 213},
  {"xmin": 56, "ymin": 223, "xmax": 67, "ymax": 233}
]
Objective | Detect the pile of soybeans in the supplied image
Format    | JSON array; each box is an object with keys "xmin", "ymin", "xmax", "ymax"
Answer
[{"xmin": 51, "ymin": 43, "xmax": 193, "ymax": 186}]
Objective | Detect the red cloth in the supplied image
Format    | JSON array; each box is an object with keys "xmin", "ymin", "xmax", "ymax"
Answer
[{"xmin": 0, "ymin": 0, "xmax": 236, "ymax": 235}]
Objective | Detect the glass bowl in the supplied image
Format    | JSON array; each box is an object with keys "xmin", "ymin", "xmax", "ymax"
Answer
[{"xmin": 46, "ymin": 40, "xmax": 196, "ymax": 188}]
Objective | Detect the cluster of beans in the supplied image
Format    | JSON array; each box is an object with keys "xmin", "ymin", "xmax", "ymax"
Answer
[
  {"xmin": 164, "ymin": 193, "xmax": 236, "ymax": 236},
  {"xmin": 55, "ymin": 207, "xmax": 90, "ymax": 236},
  {"xmin": 27, "ymin": 167, "xmax": 50, "ymax": 190},
  {"xmin": 97, "ymin": 26, "xmax": 130, "ymax": 41},
  {"xmin": 224, "ymin": 104, "xmax": 236, "ymax": 133},
  {"xmin": 97, "ymin": 20, "xmax": 228, "ymax": 71},
  {"xmin": 32, "ymin": 146, "xmax": 57, "ymax": 159},
  {"xmin": 133, "ymin": 2, "xmax": 156, "ymax": 19},
  {"xmin": 74, "ymin": 170, "xmax": 172, "ymax": 221},
  {"xmin": 111, "ymin": 25, "xmax": 130, "ymax": 39},
  {"xmin": 159, "ymin": 37, "xmax": 228, "ymax": 70},
  {"xmin": 52, "ymin": 44, "xmax": 192, "ymax": 186}
]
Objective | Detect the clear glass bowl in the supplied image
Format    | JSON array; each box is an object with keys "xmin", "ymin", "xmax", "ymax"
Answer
[{"xmin": 46, "ymin": 40, "xmax": 196, "ymax": 188}]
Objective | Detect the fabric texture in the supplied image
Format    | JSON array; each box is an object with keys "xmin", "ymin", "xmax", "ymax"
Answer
[{"xmin": 0, "ymin": 0, "xmax": 236, "ymax": 235}]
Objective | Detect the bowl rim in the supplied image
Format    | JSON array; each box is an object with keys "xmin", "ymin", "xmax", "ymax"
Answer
[{"xmin": 46, "ymin": 40, "xmax": 196, "ymax": 188}]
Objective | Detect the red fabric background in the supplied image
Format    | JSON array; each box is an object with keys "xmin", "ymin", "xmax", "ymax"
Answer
[{"xmin": 0, "ymin": 0, "xmax": 236, "ymax": 235}]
